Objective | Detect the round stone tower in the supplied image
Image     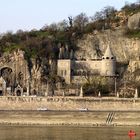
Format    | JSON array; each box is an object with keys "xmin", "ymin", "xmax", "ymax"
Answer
[{"xmin": 101, "ymin": 45, "xmax": 116, "ymax": 76}]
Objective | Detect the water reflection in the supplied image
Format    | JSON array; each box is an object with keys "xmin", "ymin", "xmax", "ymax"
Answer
[{"xmin": 0, "ymin": 126, "xmax": 139, "ymax": 140}]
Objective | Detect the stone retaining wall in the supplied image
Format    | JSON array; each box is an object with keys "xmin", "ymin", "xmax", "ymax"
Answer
[{"xmin": 0, "ymin": 96, "xmax": 139, "ymax": 110}]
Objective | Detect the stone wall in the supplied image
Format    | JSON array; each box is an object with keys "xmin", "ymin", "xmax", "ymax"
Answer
[
  {"xmin": 73, "ymin": 60, "xmax": 101, "ymax": 74},
  {"xmin": 0, "ymin": 96, "xmax": 140, "ymax": 111}
]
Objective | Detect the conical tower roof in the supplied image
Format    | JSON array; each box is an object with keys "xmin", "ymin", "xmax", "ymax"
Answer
[{"xmin": 103, "ymin": 45, "xmax": 114, "ymax": 58}]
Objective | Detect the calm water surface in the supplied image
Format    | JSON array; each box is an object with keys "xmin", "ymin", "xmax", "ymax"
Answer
[{"xmin": 0, "ymin": 126, "xmax": 139, "ymax": 140}]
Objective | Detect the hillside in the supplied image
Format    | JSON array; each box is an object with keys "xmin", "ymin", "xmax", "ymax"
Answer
[
  {"xmin": 76, "ymin": 29, "xmax": 140, "ymax": 61},
  {"xmin": 0, "ymin": 1, "xmax": 140, "ymax": 96},
  {"xmin": 0, "ymin": 1, "xmax": 140, "ymax": 60}
]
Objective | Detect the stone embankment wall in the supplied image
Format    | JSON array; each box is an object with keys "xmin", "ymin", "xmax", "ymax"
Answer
[
  {"xmin": 0, "ymin": 97, "xmax": 140, "ymax": 126},
  {"xmin": 0, "ymin": 96, "xmax": 140, "ymax": 111}
]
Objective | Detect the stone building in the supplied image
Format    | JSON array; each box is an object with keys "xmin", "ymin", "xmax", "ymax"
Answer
[
  {"xmin": 57, "ymin": 45, "xmax": 116, "ymax": 84},
  {"xmin": 0, "ymin": 43, "xmax": 136, "ymax": 97},
  {"xmin": 0, "ymin": 49, "xmax": 52, "ymax": 96},
  {"xmin": 0, "ymin": 49, "xmax": 30, "ymax": 96}
]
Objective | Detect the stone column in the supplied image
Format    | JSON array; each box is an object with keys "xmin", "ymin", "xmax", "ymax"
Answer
[
  {"xmin": 79, "ymin": 86, "xmax": 83, "ymax": 97},
  {"xmin": 98, "ymin": 91, "xmax": 101, "ymax": 97},
  {"xmin": 134, "ymin": 88, "xmax": 138, "ymax": 98}
]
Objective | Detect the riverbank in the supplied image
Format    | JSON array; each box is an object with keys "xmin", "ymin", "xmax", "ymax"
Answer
[
  {"xmin": 0, "ymin": 110, "xmax": 140, "ymax": 127},
  {"xmin": 0, "ymin": 96, "xmax": 139, "ymax": 126}
]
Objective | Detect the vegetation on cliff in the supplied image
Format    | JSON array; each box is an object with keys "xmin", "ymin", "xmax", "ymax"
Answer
[
  {"xmin": 0, "ymin": 1, "xmax": 140, "ymax": 59},
  {"xmin": 125, "ymin": 28, "xmax": 140, "ymax": 38}
]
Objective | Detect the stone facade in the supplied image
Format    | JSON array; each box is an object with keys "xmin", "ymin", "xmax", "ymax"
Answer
[
  {"xmin": 0, "ymin": 49, "xmax": 30, "ymax": 96},
  {"xmin": 57, "ymin": 60, "xmax": 71, "ymax": 84},
  {"xmin": 0, "ymin": 43, "xmax": 138, "ymax": 97},
  {"xmin": 57, "ymin": 45, "xmax": 116, "ymax": 84}
]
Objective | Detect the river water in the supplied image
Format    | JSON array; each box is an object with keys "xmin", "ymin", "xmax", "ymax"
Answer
[{"xmin": 0, "ymin": 125, "xmax": 139, "ymax": 140}]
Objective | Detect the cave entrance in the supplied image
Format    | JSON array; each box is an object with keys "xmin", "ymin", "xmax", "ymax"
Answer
[
  {"xmin": 0, "ymin": 90, "xmax": 3, "ymax": 96},
  {"xmin": 1, "ymin": 67, "xmax": 12, "ymax": 87},
  {"xmin": 16, "ymin": 90, "xmax": 21, "ymax": 96}
]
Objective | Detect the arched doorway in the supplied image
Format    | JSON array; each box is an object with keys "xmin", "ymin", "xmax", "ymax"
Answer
[
  {"xmin": 15, "ymin": 85, "xmax": 23, "ymax": 96},
  {"xmin": 16, "ymin": 90, "xmax": 21, "ymax": 96},
  {"xmin": 0, "ymin": 67, "xmax": 13, "ymax": 87},
  {"xmin": 0, "ymin": 90, "xmax": 2, "ymax": 96},
  {"xmin": 32, "ymin": 89, "xmax": 37, "ymax": 95}
]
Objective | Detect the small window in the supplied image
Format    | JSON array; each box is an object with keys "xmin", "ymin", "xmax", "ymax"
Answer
[
  {"xmin": 111, "ymin": 57, "xmax": 114, "ymax": 59},
  {"xmin": 106, "ymin": 57, "xmax": 109, "ymax": 59}
]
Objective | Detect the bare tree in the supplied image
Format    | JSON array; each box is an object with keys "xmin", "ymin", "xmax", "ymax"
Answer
[
  {"xmin": 102, "ymin": 6, "xmax": 116, "ymax": 19},
  {"xmin": 57, "ymin": 20, "xmax": 68, "ymax": 31},
  {"xmin": 73, "ymin": 13, "xmax": 89, "ymax": 31},
  {"xmin": 68, "ymin": 16, "xmax": 73, "ymax": 28}
]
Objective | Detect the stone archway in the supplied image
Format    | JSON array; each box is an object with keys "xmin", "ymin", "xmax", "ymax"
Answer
[
  {"xmin": 0, "ymin": 67, "xmax": 13, "ymax": 87},
  {"xmin": 15, "ymin": 85, "xmax": 23, "ymax": 96},
  {"xmin": 16, "ymin": 90, "xmax": 21, "ymax": 96},
  {"xmin": 0, "ymin": 90, "xmax": 3, "ymax": 96}
]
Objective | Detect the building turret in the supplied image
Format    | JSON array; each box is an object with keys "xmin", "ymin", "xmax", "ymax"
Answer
[
  {"xmin": 101, "ymin": 45, "xmax": 116, "ymax": 76},
  {"xmin": 65, "ymin": 44, "xmax": 69, "ymax": 59},
  {"xmin": 59, "ymin": 47, "xmax": 65, "ymax": 59}
]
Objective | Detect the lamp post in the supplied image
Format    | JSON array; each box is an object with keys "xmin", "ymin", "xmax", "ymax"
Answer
[{"xmin": 115, "ymin": 76, "xmax": 117, "ymax": 96}]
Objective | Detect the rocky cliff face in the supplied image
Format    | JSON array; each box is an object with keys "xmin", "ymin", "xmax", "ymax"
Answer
[
  {"xmin": 127, "ymin": 12, "xmax": 140, "ymax": 29},
  {"xmin": 75, "ymin": 29, "xmax": 140, "ymax": 62},
  {"xmin": 75, "ymin": 12, "xmax": 140, "ymax": 62}
]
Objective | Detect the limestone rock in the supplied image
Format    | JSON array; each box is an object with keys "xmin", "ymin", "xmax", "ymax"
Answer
[
  {"xmin": 75, "ymin": 29, "xmax": 140, "ymax": 61},
  {"xmin": 127, "ymin": 12, "xmax": 140, "ymax": 29}
]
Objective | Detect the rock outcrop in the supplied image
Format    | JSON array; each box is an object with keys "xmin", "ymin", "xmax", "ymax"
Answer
[
  {"xmin": 75, "ymin": 29, "xmax": 140, "ymax": 62},
  {"xmin": 127, "ymin": 12, "xmax": 140, "ymax": 29}
]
